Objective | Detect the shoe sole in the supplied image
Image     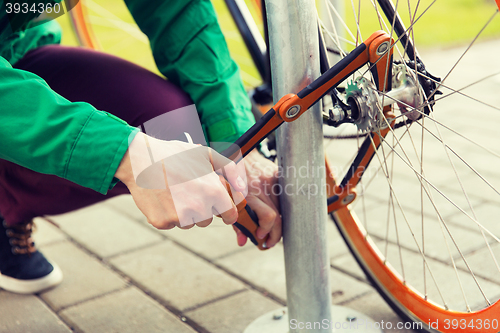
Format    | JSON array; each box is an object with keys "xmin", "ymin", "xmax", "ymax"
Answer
[{"xmin": 0, "ymin": 261, "xmax": 63, "ymax": 294}]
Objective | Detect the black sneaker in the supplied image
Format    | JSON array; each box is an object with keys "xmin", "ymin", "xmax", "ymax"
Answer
[{"xmin": 0, "ymin": 218, "xmax": 62, "ymax": 294}]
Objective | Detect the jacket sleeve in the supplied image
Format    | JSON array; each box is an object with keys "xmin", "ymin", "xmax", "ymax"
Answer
[
  {"xmin": 124, "ymin": 0, "xmax": 255, "ymax": 145},
  {"xmin": 0, "ymin": 56, "xmax": 138, "ymax": 194}
]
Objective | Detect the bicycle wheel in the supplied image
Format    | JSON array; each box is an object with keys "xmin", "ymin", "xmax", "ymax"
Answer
[
  {"xmin": 315, "ymin": 0, "xmax": 500, "ymax": 331},
  {"xmin": 63, "ymin": 0, "xmax": 159, "ymax": 74},
  {"xmin": 65, "ymin": 0, "xmax": 263, "ymax": 88}
]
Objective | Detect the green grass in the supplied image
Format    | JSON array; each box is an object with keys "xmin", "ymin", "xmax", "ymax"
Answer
[
  {"xmin": 55, "ymin": 0, "xmax": 500, "ymax": 88},
  {"xmin": 341, "ymin": 0, "xmax": 500, "ymax": 49}
]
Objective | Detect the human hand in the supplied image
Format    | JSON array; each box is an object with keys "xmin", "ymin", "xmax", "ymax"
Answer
[
  {"xmin": 233, "ymin": 149, "xmax": 282, "ymax": 248},
  {"xmin": 115, "ymin": 132, "xmax": 246, "ymax": 230}
]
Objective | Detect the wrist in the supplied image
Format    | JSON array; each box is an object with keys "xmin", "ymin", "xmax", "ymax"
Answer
[
  {"xmin": 115, "ymin": 132, "xmax": 147, "ymax": 186},
  {"xmin": 115, "ymin": 148, "xmax": 134, "ymax": 185}
]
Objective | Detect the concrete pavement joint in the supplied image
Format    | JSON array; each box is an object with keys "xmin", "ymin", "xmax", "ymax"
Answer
[
  {"xmin": 330, "ymin": 257, "xmax": 370, "ymax": 284},
  {"xmin": 209, "ymin": 245, "xmax": 253, "ymax": 261},
  {"xmin": 102, "ymin": 280, "xmax": 211, "ymax": 333},
  {"xmin": 35, "ymin": 237, "xmax": 69, "ymax": 248},
  {"xmin": 336, "ymin": 290, "xmax": 376, "ymax": 306},
  {"xmin": 182, "ymin": 288, "xmax": 247, "ymax": 313},
  {"xmin": 152, "ymin": 233, "xmax": 288, "ymax": 306},
  {"xmin": 53, "ymin": 285, "xmax": 132, "ymax": 314},
  {"xmin": 42, "ymin": 217, "xmax": 108, "ymax": 262},
  {"xmin": 35, "ymin": 294, "xmax": 76, "ymax": 332},
  {"xmin": 102, "ymin": 238, "xmax": 166, "ymax": 260},
  {"xmin": 56, "ymin": 312, "xmax": 87, "ymax": 333}
]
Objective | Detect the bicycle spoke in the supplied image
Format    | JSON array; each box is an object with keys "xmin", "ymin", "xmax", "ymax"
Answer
[
  {"xmin": 362, "ymin": 0, "xmax": 437, "ymax": 77},
  {"xmin": 403, "ymin": 118, "xmax": 500, "ymax": 201},
  {"xmin": 379, "ymin": 110, "xmax": 500, "ymax": 254},
  {"xmin": 420, "ymin": 113, "xmax": 427, "ymax": 299},
  {"xmin": 324, "ymin": 0, "xmax": 357, "ymax": 44},
  {"xmin": 370, "ymin": 0, "xmax": 385, "ymax": 30},
  {"xmin": 379, "ymin": 132, "xmax": 492, "ymax": 306},
  {"xmin": 424, "ymin": 10, "xmax": 500, "ymax": 105},
  {"xmin": 85, "ymin": 0, "xmax": 147, "ymax": 41},
  {"xmin": 378, "ymin": 133, "xmax": 500, "ymax": 244},
  {"xmin": 319, "ymin": 2, "xmax": 347, "ymax": 55},
  {"xmin": 418, "ymin": 71, "xmax": 500, "ymax": 112},
  {"xmin": 349, "ymin": 0, "xmax": 362, "ymax": 46},
  {"xmin": 379, "ymin": 91, "xmax": 500, "ymax": 161},
  {"xmin": 368, "ymin": 132, "xmax": 448, "ymax": 306},
  {"xmin": 372, "ymin": 130, "xmax": 407, "ymax": 281},
  {"xmin": 382, "ymin": 134, "xmax": 397, "ymax": 261},
  {"xmin": 427, "ymin": 108, "xmax": 486, "ymax": 309}
]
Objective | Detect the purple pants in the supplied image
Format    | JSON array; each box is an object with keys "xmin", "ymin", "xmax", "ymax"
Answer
[{"xmin": 0, "ymin": 45, "xmax": 193, "ymax": 225}]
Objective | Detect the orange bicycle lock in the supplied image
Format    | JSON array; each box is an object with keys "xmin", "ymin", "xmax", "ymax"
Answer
[{"xmin": 224, "ymin": 31, "xmax": 395, "ymax": 250}]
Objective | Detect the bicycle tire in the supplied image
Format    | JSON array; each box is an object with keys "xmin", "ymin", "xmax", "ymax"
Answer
[{"xmin": 314, "ymin": 1, "xmax": 500, "ymax": 332}]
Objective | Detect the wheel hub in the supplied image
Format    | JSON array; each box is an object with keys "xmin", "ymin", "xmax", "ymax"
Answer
[
  {"xmin": 389, "ymin": 63, "xmax": 424, "ymax": 121},
  {"xmin": 345, "ymin": 77, "xmax": 384, "ymax": 132}
]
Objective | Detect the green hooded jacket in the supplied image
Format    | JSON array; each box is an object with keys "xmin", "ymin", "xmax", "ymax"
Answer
[{"xmin": 0, "ymin": 0, "xmax": 255, "ymax": 194}]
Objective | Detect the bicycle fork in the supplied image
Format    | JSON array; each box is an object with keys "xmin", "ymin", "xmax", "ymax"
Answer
[{"xmin": 226, "ymin": 30, "xmax": 396, "ymax": 250}]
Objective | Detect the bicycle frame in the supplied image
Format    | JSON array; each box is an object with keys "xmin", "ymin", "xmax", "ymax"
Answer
[{"xmin": 224, "ymin": 0, "xmax": 270, "ymax": 86}]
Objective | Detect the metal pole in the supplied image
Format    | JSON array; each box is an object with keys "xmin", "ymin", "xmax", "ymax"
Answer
[
  {"xmin": 245, "ymin": 2, "xmax": 387, "ymax": 332},
  {"xmin": 266, "ymin": 1, "xmax": 331, "ymax": 332},
  {"xmin": 244, "ymin": 3, "xmax": 384, "ymax": 332}
]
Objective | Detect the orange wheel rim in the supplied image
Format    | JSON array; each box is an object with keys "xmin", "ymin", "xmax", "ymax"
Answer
[{"xmin": 334, "ymin": 207, "xmax": 500, "ymax": 333}]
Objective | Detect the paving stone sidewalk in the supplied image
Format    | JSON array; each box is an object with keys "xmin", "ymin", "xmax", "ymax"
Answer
[
  {"xmin": 1, "ymin": 38, "xmax": 500, "ymax": 333},
  {"xmin": 1, "ymin": 196, "xmax": 404, "ymax": 333}
]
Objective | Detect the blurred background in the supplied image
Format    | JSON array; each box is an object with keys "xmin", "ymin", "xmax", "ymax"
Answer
[{"xmin": 54, "ymin": 0, "xmax": 500, "ymax": 90}]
